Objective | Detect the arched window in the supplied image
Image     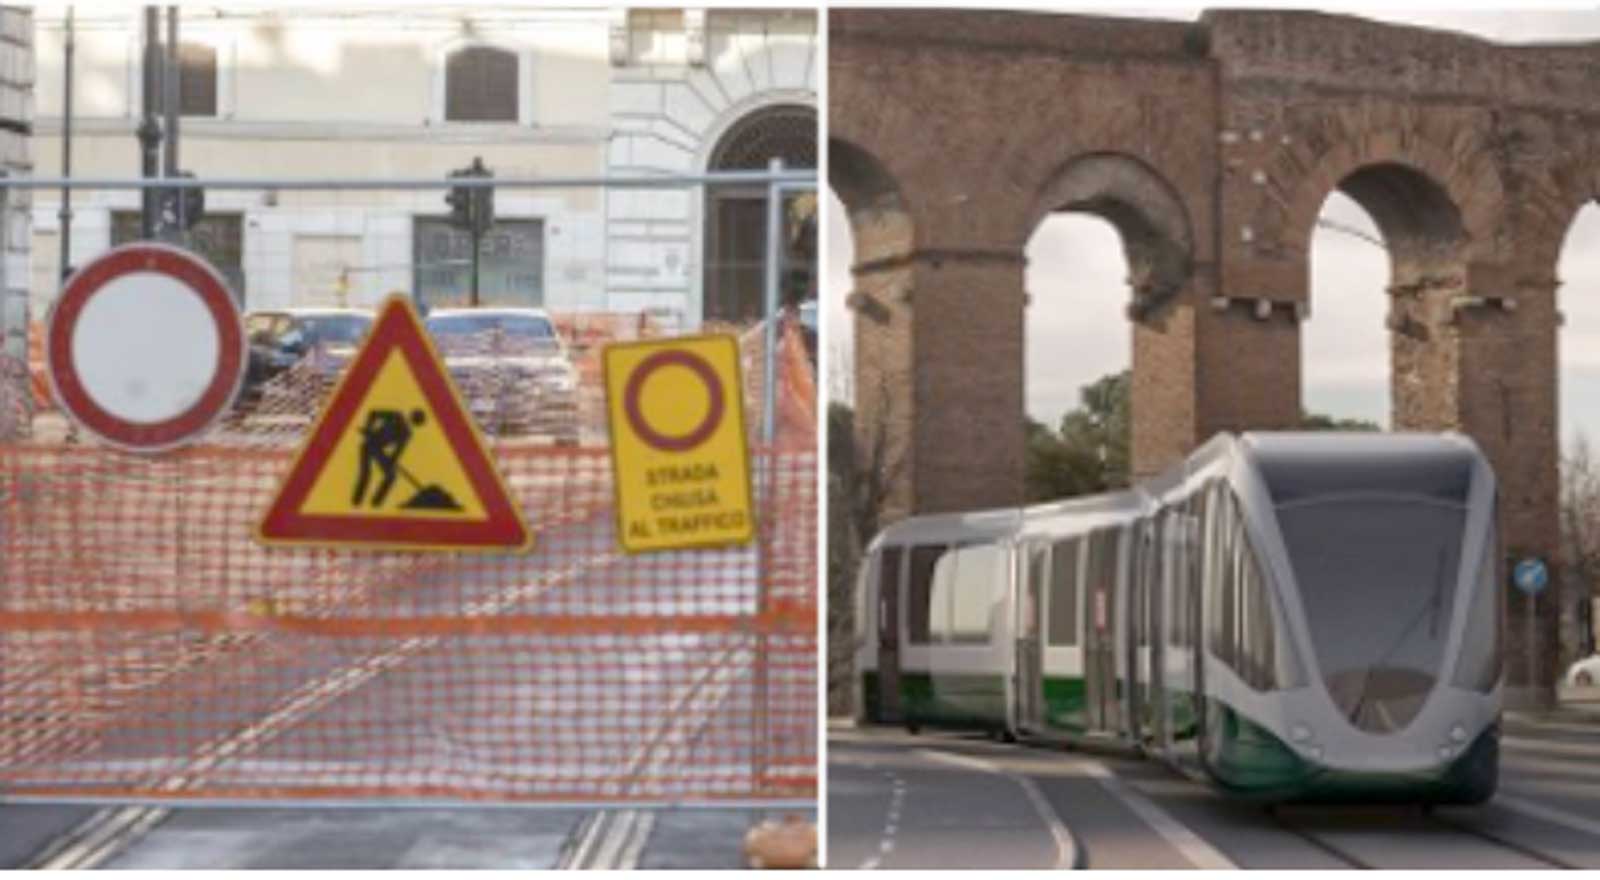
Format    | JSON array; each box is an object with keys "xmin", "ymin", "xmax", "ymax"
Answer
[
  {"xmin": 703, "ymin": 104, "xmax": 817, "ymax": 324},
  {"xmin": 445, "ymin": 46, "xmax": 518, "ymax": 123}
]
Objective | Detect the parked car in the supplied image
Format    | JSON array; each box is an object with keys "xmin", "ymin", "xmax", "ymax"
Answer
[
  {"xmin": 1567, "ymin": 654, "xmax": 1600, "ymax": 688},
  {"xmin": 241, "ymin": 308, "xmax": 374, "ymax": 410},
  {"xmin": 424, "ymin": 307, "xmax": 580, "ymax": 444}
]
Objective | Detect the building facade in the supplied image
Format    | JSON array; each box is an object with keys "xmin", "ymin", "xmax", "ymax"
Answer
[
  {"xmin": 27, "ymin": 6, "xmax": 816, "ymax": 328},
  {"xmin": 0, "ymin": 6, "xmax": 30, "ymax": 361}
]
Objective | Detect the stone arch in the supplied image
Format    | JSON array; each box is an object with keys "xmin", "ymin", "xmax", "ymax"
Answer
[
  {"xmin": 1024, "ymin": 152, "xmax": 1195, "ymax": 319},
  {"xmin": 1520, "ymin": 159, "xmax": 1600, "ymax": 274},
  {"xmin": 1281, "ymin": 130, "xmax": 1505, "ymax": 277},
  {"xmin": 1283, "ymin": 132, "xmax": 1506, "ymax": 434},
  {"xmin": 828, "ymin": 137, "xmax": 916, "ymax": 270}
]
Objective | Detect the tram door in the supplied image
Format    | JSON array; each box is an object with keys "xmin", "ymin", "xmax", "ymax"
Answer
[
  {"xmin": 877, "ymin": 547, "xmax": 905, "ymax": 722},
  {"xmin": 1015, "ymin": 543, "xmax": 1046, "ymax": 731},
  {"xmin": 1145, "ymin": 516, "xmax": 1169, "ymax": 752},
  {"xmin": 1084, "ymin": 529, "xmax": 1121, "ymax": 734},
  {"xmin": 1127, "ymin": 521, "xmax": 1163, "ymax": 747}
]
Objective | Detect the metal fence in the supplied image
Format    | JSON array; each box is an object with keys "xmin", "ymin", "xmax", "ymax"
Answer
[{"xmin": 0, "ymin": 168, "xmax": 819, "ymax": 807}]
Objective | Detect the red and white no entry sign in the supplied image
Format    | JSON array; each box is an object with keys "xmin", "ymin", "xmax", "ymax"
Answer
[{"xmin": 46, "ymin": 242, "xmax": 246, "ymax": 452}]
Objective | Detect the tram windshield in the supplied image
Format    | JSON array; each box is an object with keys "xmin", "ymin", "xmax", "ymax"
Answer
[{"xmin": 1254, "ymin": 438, "xmax": 1478, "ymax": 734}]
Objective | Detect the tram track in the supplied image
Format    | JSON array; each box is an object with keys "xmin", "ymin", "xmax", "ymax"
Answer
[{"xmin": 1265, "ymin": 803, "xmax": 1580, "ymax": 870}]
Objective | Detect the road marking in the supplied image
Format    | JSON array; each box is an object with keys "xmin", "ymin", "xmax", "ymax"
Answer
[
  {"xmin": 28, "ymin": 807, "xmax": 168, "ymax": 871},
  {"xmin": 858, "ymin": 768, "xmax": 908, "ymax": 870},
  {"xmin": 918, "ymin": 749, "xmax": 1080, "ymax": 870},
  {"xmin": 560, "ymin": 641, "xmax": 751, "ymax": 869},
  {"xmin": 1077, "ymin": 762, "xmax": 1236, "ymax": 869},
  {"xmin": 1497, "ymin": 793, "xmax": 1600, "ymax": 840}
]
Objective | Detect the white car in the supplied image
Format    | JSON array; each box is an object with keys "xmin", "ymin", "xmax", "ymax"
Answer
[{"xmin": 1567, "ymin": 654, "xmax": 1600, "ymax": 688}]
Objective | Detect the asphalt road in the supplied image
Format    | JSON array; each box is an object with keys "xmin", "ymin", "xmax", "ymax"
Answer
[{"xmin": 827, "ymin": 704, "xmax": 1600, "ymax": 870}]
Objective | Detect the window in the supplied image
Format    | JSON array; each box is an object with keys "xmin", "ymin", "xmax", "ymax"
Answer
[
  {"xmin": 445, "ymin": 46, "xmax": 518, "ymax": 123},
  {"xmin": 1083, "ymin": 528, "xmax": 1121, "ymax": 636},
  {"xmin": 152, "ymin": 42, "xmax": 218, "ymax": 117},
  {"xmin": 877, "ymin": 547, "xmax": 904, "ymax": 645},
  {"xmin": 413, "ymin": 218, "xmax": 544, "ymax": 309},
  {"xmin": 1206, "ymin": 483, "xmax": 1303, "ymax": 692},
  {"xmin": 1024, "ymin": 544, "xmax": 1047, "ymax": 640},
  {"xmin": 703, "ymin": 104, "xmax": 817, "ymax": 323},
  {"xmin": 111, "ymin": 211, "xmax": 243, "ymax": 300},
  {"xmin": 1047, "ymin": 537, "xmax": 1080, "ymax": 647},
  {"xmin": 1451, "ymin": 528, "xmax": 1502, "ymax": 693},
  {"xmin": 949, "ymin": 544, "xmax": 1001, "ymax": 644},
  {"xmin": 906, "ymin": 545, "xmax": 948, "ymax": 645}
]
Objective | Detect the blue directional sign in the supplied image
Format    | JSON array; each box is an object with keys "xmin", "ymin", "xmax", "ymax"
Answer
[{"xmin": 1513, "ymin": 558, "xmax": 1549, "ymax": 596}]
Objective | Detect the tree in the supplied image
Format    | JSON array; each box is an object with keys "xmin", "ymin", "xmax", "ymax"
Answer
[
  {"xmin": 1023, "ymin": 370, "xmax": 1380, "ymax": 503},
  {"xmin": 826, "ymin": 389, "xmax": 907, "ymax": 715},
  {"xmin": 1561, "ymin": 434, "xmax": 1600, "ymax": 659},
  {"xmin": 1023, "ymin": 370, "xmax": 1132, "ymax": 503},
  {"xmin": 1300, "ymin": 411, "xmax": 1381, "ymax": 431}
]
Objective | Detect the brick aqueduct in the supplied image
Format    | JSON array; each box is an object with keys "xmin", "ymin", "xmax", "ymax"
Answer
[{"xmin": 831, "ymin": 9, "xmax": 1600, "ymax": 700}]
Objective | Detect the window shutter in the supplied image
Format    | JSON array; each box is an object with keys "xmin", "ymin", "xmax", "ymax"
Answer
[
  {"xmin": 178, "ymin": 42, "xmax": 217, "ymax": 117},
  {"xmin": 446, "ymin": 47, "xmax": 518, "ymax": 122}
]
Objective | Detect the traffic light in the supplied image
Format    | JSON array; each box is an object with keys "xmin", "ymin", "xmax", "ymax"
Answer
[
  {"xmin": 156, "ymin": 170, "xmax": 204, "ymax": 233},
  {"xmin": 445, "ymin": 183, "xmax": 472, "ymax": 230},
  {"xmin": 446, "ymin": 157, "xmax": 494, "ymax": 235}
]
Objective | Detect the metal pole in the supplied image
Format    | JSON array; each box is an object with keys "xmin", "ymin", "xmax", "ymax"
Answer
[
  {"xmin": 470, "ymin": 226, "xmax": 481, "ymax": 307},
  {"xmin": 57, "ymin": 6, "xmax": 74, "ymax": 282},
  {"xmin": 1527, "ymin": 591, "xmax": 1537, "ymax": 706},
  {"xmin": 0, "ymin": 171, "xmax": 816, "ymax": 191},
  {"xmin": 761, "ymin": 158, "xmax": 784, "ymax": 445},
  {"xmin": 0, "ymin": 179, "xmax": 14, "ymax": 362},
  {"xmin": 750, "ymin": 157, "xmax": 786, "ymax": 791},
  {"xmin": 137, "ymin": 6, "xmax": 162, "ymax": 239},
  {"xmin": 164, "ymin": 5, "xmax": 181, "ymax": 239}
]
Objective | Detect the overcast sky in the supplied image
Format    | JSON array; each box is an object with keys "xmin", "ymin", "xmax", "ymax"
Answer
[{"xmin": 825, "ymin": 8, "xmax": 1600, "ymax": 451}]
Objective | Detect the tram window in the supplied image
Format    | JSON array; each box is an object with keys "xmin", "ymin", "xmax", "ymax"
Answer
[
  {"xmin": 906, "ymin": 545, "xmax": 949, "ymax": 645},
  {"xmin": 1048, "ymin": 537, "xmax": 1081, "ymax": 646},
  {"xmin": 1025, "ymin": 544, "xmax": 1047, "ymax": 637},
  {"xmin": 1235, "ymin": 529, "xmax": 1276, "ymax": 691},
  {"xmin": 950, "ymin": 543, "xmax": 1002, "ymax": 643},
  {"xmin": 877, "ymin": 547, "xmax": 904, "ymax": 644},
  {"xmin": 929, "ymin": 548, "xmax": 958, "ymax": 642},
  {"xmin": 1451, "ymin": 533, "xmax": 1502, "ymax": 692},
  {"xmin": 1085, "ymin": 528, "xmax": 1119, "ymax": 634}
]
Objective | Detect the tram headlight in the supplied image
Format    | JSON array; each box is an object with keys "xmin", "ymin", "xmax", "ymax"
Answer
[
  {"xmin": 1449, "ymin": 724, "xmax": 1468, "ymax": 743},
  {"xmin": 1437, "ymin": 745, "xmax": 1454, "ymax": 760},
  {"xmin": 1308, "ymin": 745, "xmax": 1324, "ymax": 761},
  {"xmin": 1290, "ymin": 723, "xmax": 1312, "ymax": 744}
]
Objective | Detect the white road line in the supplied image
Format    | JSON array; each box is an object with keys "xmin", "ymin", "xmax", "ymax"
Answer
[
  {"xmin": 858, "ymin": 768, "xmax": 907, "ymax": 871},
  {"xmin": 917, "ymin": 749, "xmax": 1079, "ymax": 870},
  {"xmin": 559, "ymin": 641, "xmax": 752, "ymax": 869},
  {"xmin": 1497, "ymin": 793, "xmax": 1600, "ymax": 839},
  {"xmin": 1077, "ymin": 762, "xmax": 1236, "ymax": 870}
]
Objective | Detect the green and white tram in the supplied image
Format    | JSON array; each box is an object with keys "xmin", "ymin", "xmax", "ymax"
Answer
[{"xmin": 854, "ymin": 432, "xmax": 1502, "ymax": 804}]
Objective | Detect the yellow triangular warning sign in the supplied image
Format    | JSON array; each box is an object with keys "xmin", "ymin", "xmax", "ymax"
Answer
[{"xmin": 256, "ymin": 295, "xmax": 532, "ymax": 553}]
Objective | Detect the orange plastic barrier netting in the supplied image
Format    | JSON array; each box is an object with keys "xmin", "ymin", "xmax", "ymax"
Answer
[{"xmin": 0, "ymin": 325, "xmax": 818, "ymax": 803}]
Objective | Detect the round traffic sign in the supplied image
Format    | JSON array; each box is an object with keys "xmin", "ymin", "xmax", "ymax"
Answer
[
  {"xmin": 1513, "ymin": 558, "xmax": 1549, "ymax": 596},
  {"xmin": 46, "ymin": 243, "xmax": 245, "ymax": 452},
  {"xmin": 621, "ymin": 349, "xmax": 725, "ymax": 452}
]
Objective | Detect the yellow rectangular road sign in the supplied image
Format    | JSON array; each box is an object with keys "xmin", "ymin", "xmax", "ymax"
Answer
[{"xmin": 603, "ymin": 334, "xmax": 754, "ymax": 553}]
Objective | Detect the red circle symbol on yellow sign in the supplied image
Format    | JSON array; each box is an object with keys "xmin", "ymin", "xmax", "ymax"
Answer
[{"xmin": 622, "ymin": 349, "xmax": 726, "ymax": 452}]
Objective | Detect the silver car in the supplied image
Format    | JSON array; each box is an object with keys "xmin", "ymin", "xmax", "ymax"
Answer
[{"xmin": 424, "ymin": 307, "xmax": 580, "ymax": 444}]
